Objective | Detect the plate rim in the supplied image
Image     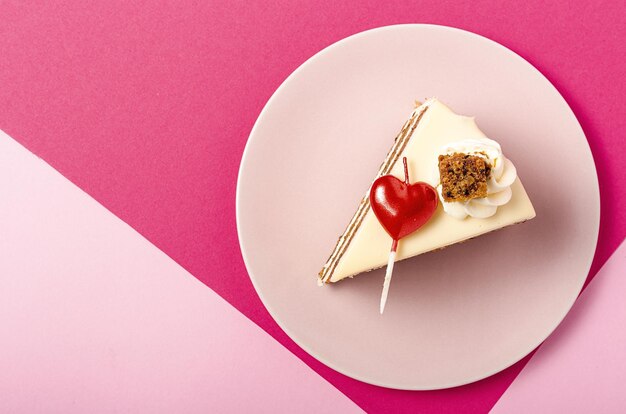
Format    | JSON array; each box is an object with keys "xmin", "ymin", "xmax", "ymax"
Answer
[{"xmin": 236, "ymin": 23, "xmax": 600, "ymax": 390}]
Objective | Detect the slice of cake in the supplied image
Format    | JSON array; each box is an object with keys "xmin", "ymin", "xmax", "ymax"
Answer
[{"xmin": 319, "ymin": 98, "xmax": 535, "ymax": 284}]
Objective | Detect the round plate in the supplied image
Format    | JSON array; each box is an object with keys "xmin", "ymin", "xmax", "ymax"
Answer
[{"xmin": 236, "ymin": 24, "xmax": 599, "ymax": 390}]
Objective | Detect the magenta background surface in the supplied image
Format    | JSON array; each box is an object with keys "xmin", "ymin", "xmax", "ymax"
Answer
[{"xmin": 0, "ymin": 2, "xmax": 624, "ymax": 413}]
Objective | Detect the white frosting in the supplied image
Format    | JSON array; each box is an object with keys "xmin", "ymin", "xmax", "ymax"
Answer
[{"xmin": 434, "ymin": 138, "xmax": 517, "ymax": 219}]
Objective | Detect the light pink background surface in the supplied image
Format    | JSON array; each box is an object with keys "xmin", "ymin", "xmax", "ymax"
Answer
[
  {"xmin": 0, "ymin": 2, "xmax": 624, "ymax": 413},
  {"xmin": 238, "ymin": 24, "xmax": 599, "ymax": 390},
  {"xmin": 0, "ymin": 131, "xmax": 362, "ymax": 414},
  {"xmin": 492, "ymin": 241, "xmax": 626, "ymax": 413}
]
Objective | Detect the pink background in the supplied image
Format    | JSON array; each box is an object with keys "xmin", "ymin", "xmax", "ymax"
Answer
[
  {"xmin": 0, "ymin": 2, "xmax": 624, "ymax": 413},
  {"xmin": 0, "ymin": 131, "xmax": 362, "ymax": 414},
  {"xmin": 493, "ymin": 241, "xmax": 626, "ymax": 413}
]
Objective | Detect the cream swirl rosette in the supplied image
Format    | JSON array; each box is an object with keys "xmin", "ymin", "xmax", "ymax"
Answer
[{"xmin": 433, "ymin": 138, "xmax": 517, "ymax": 219}]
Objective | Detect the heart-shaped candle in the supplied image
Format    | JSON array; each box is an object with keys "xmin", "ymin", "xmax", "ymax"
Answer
[{"xmin": 369, "ymin": 157, "xmax": 438, "ymax": 313}]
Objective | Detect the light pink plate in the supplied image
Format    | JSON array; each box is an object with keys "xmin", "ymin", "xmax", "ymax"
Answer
[{"xmin": 236, "ymin": 25, "xmax": 599, "ymax": 390}]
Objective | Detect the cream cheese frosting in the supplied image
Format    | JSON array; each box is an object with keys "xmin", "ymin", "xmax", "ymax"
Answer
[{"xmin": 434, "ymin": 138, "xmax": 517, "ymax": 219}]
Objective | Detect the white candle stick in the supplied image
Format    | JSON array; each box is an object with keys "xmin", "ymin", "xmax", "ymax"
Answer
[{"xmin": 380, "ymin": 240, "xmax": 398, "ymax": 314}]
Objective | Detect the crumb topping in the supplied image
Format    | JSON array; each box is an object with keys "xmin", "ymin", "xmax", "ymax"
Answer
[{"xmin": 438, "ymin": 153, "xmax": 491, "ymax": 202}]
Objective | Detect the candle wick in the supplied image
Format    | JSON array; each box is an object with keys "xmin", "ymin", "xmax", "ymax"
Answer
[{"xmin": 403, "ymin": 157, "xmax": 409, "ymax": 184}]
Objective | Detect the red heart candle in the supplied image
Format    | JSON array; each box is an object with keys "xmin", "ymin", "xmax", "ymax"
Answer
[
  {"xmin": 370, "ymin": 157, "xmax": 438, "ymax": 244},
  {"xmin": 369, "ymin": 157, "xmax": 438, "ymax": 313}
]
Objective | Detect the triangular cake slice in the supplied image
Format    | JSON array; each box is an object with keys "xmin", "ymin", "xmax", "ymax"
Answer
[{"xmin": 319, "ymin": 98, "xmax": 536, "ymax": 283}]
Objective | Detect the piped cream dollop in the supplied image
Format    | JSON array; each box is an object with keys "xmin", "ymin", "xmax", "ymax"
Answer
[{"xmin": 433, "ymin": 138, "xmax": 517, "ymax": 219}]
